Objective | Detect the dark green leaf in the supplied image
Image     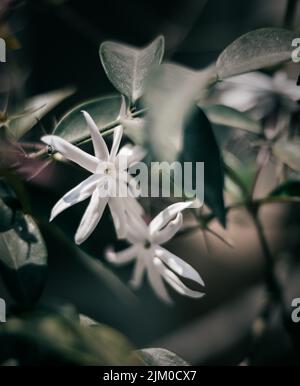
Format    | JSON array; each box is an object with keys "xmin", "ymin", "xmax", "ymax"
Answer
[
  {"xmin": 145, "ymin": 63, "xmax": 217, "ymax": 163},
  {"xmin": 179, "ymin": 107, "xmax": 226, "ymax": 226},
  {"xmin": 40, "ymin": 221, "xmax": 137, "ymax": 306},
  {"xmin": 0, "ymin": 310, "xmax": 140, "ymax": 365},
  {"xmin": 137, "ymin": 348, "xmax": 189, "ymax": 366},
  {"xmin": 217, "ymin": 28, "xmax": 297, "ymax": 79},
  {"xmin": 53, "ymin": 94, "xmax": 122, "ymax": 144},
  {"xmin": 0, "ymin": 215, "xmax": 47, "ymax": 306},
  {"xmin": 0, "ymin": 197, "xmax": 14, "ymax": 232},
  {"xmin": 0, "ymin": 179, "xmax": 22, "ymax": 232},
  {"xmin": 203, "ymin": 104, "xmax": 262, "ymax": 133},
  {"xmin": 269, "ymin": 180, "xmax": 300, "ymax": 198}
]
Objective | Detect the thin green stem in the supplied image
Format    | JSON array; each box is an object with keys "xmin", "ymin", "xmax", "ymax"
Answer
[
  {"xmin": 28, "ymin": 107, "xmax": 147, "ymax": 160},
  {"xmin": 249, "ymin": 208, "xmax": 283, "ymax": 302}
]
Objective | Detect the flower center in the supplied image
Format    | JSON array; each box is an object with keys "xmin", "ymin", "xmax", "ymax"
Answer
[
  {"xmin": 96, "ymin": 161, "xmax": 115, "ymax": 176},
  {"xmin": 144, "ymin": 240, "xmax": 152, "ymax": 249}
]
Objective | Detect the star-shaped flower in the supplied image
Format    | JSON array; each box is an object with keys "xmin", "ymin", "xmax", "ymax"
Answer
[
  {"xmin": 42, "ymin": 111, "xmax": 145, "ymax": 244},
  {"xmin": 106, "ymin": 201, "xmax": 205, "ymax": 303}
]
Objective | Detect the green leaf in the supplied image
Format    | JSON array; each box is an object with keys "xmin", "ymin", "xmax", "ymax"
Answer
[
  {"xmin": 0, "ymin": 197, "xmax": 14, "ymax": 232},
  {"xmin": 100, "ymin": 36, "xmax": 164, "ymax": 104},
  {"xmin": 9, "ymin": 87, "xmax": 75, "ymax": 139},
  {"xmin": 269, "ymin": 180, "xmax": 300, "ymax": 198},
  {"xmin": 40, "ymin": 221, "xmax": 137, "ymax": 306},
  {"xmin": 273, "ymin": 140, "xmax": 300, "ymax": 171},
  {"xmin": 179, "ymin": 107, "xmax": 226, "ymax": 225},
  {"xmin": 217, "ymin": 28, "xmax": 297, "ymax": 79},
  {"xmin": 137, "ymin": 348, "xmax": 189, "ymax": 366},
  {"xmin": 0, "ymin": 180, "xmax": 18, "ymax": 232},
  {"xmin": 0, "ymin": 215, "xmax": 47, "ymax": 306},
  {"xmin": 223, "ymin": 152, "xmax": 255, "ymax": 200},
  {"xmin": 53, "ymin": 94, "xmax": 122, "ymax": 144},
  {"xmin": 203, "ymin": 104, "xmax": 262, "ymax": 133},
  {"xmin": 77, "ymin": 248, "xmax": 138, "ymax": 306},
  {"xmin": 145, "ymin": 63, "xmax": 217, "ymax": 163},
  {"xmin": 144, "ymin": 63, "xmax": 223, "ymax": 223},
  {"xmin": 0, "ymin": 310, "xmax": 140, "ymax": 365}
]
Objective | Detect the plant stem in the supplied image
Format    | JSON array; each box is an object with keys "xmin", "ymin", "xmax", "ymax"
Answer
[
  {"xmin": 28, "ymin": 107, "xmax": 147, "ymax": 160},
  {"xmin": 249, "ymin": 208, "xmax": 283, "ymax": 303}
]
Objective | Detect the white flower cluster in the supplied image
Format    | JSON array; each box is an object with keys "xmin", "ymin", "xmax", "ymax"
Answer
[
  {"xmin": 42, "ymin": 36, "xmax": 205, "ymax": 303},
  {"xmin": 42, "ymin": 104, "xmax": 204, "ymax": 303}
]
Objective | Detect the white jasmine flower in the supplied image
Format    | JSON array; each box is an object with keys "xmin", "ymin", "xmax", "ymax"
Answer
[
  {"xmin": 219, "ymin": 71, "xmax": 300, "ymax": 119},
  {"xmin": 41, "ymin": 111, "xmax": 145, "ymax": 245},
  {"xmin": 106, "ymin": 201, "xmax": 205, "ymax": 304},
  {"xmin": 116, "ymin": 95, "xmax": 146, "ymax": 143}
]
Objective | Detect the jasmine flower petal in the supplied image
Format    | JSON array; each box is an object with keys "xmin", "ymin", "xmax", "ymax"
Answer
[
  {"xmin": 149, "ymin": 201, "xmax": 194, "ymax": 234},
  {"xmin": 117, "ymin": 144, "xmax": 146, "ymax": 166},
  {"xmin": 109, "ymin": 125, "xmax": 123, "ymax": 161},
  {"xmin": 151, "ymin": 213, "xmax": 183, "ymax": 245},
  {"xmin": 50, "ymin": 174, "xmax": 102, "ymax": 221},
  {"xmin": 146, "ymin": 257, "xmax": 172, "ymax": 304},
  {"xmin": 129, "ymin": 254, "xmax": 146, "ymax": 289},
  {"xmin": 105, "ymin": 245, "xmax": 139, "ymax": 265},
  {"xmin": 108, "ymin": 197, "xmax": 127, "ymax": 239},
  {"xmin": 157, "ymin": 262, "xmax": 205, "ymax": 299},
  {"xmin": 81, "ymin": 110, "xmax": 109, "ymax": 161},
  {"xmin": 155, "ymin": 246, "xmax": 205, "ymax": 286},
  {"xmin": 75, "ymin": 189, "xmax": 108, "ymax": 245},
  {"xmin": 41, "ymin": 135, "xmax": 98, "ymax": 173}
]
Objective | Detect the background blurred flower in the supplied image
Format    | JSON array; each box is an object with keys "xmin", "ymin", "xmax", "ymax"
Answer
[{"xmin": 218, "ymin": 71, "xmax": 300, "ymax": 120}]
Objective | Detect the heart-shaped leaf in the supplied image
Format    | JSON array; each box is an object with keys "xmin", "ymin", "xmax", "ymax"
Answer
[
  {"xmin": 0, "ymin": 215, "xmax": 47, "ymax": 306},
  {"xmin": 137, "ymin": 348, "xmax": 189, "ymax": 366},
  {"xmin": 179, "ymin": 107, "xmax": 225, "ymax": 225},
  {"xmin": 203, "ymin": 104, "xmax": 262, "ymax": 133},
  {"xmin": 217, "ymin": 28, "xmax": 297, "ymax": 79},
  {"xmin": 273, "ymin": 140, "xmax": 300, "ymax": 171},
  {"xmin": 53, "ymin": 94, "xmax": 122, "ymax": 144},
  {"xmin": 100, "ymin": 36, "xmax": 165, "ymax": 104}
]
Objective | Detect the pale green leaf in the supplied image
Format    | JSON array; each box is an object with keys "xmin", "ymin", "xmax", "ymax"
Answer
[
  {"xmin": 9, "ymin": 87, "xmax": 75, "ymax": 139},
  {"xmin": 203, "ymin": 104, "xmax": 262, "ymax": 133},
  {"xmin": 145, "ymin": 62, "xmax": 216, "ymax": 162},
  {"xmin": 217, "ymin": 28, "xmax": 297, "ymax": 79},
  {"xmin": 100, "ymin": 36, "xmax": 165, "ymax": 103},
  {"xmin": 273, "ymin": 140, "xmax": 300, "ymax": 171},
  {"xmin": 53, "ymin": 94, "xmax": 122, "ymax": 144}
]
